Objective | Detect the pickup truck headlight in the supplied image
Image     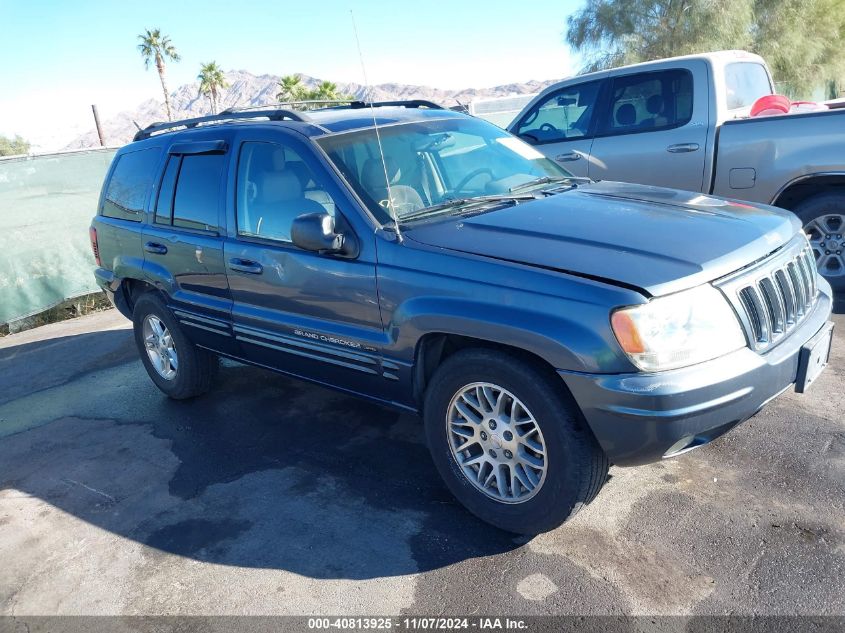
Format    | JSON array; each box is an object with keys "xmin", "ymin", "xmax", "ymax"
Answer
[{"xmin": 610, "ymin": 285, "xmax": 746, "ymax": 372}]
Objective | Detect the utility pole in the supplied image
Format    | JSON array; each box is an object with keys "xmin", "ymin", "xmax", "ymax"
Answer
[{"xmin": 91, "ymin": 105, "xmax": 105, "ymax": 147}]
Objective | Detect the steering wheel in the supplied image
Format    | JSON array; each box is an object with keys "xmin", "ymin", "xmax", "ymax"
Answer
[
  {"xmin": 539, "ymin": 122, "xmax": 560, "ymax": 133},
  {"xmin": 453, "ymin": 167, "xmax": 494, "ymax": 194}
]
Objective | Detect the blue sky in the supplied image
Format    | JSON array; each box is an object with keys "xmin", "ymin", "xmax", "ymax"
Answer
[{"xmin": 0, "ymin": 0, "xmax": 583, "ymax": 149}]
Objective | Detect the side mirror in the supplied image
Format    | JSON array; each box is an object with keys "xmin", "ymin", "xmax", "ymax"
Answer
[{"xmin": 291, "ymin": 212, "xmax": 357, "ymax": 257}]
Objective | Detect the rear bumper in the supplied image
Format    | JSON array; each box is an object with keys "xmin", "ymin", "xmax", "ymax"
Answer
[
  {"xmin": 561, "ymin": 280, "xmax": 833, "ymax": 466},
  {"xmin": 94, "ymin": 268, "xmax": 132, "ymax": 319}
]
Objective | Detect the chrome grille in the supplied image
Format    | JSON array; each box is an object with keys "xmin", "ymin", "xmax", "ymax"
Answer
[{"xmin": 717, "ymin": 237, "xmax": 819, "ymax": 352}]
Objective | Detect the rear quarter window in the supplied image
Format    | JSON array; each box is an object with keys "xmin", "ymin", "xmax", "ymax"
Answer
[{"xmin": 101, "ymin": 147, "xmax": 161, "ymax": 221}]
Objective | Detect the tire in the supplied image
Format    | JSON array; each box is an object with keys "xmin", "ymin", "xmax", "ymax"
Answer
[
  {"xmin": 423, "ymin": 348, "xmax": 608, "ymax": 534},
  {"xmin": 132, "ymin": 293, "xmax": 218, "ymax": 399},
  {"xmin": 793, "ymin": 192, "xmax": 845, "ymax": 292}
]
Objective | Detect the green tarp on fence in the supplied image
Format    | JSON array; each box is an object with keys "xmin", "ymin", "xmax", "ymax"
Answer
[{"xmin": 0, "ymin": 148, "xmax": 116, "ymax": 325}]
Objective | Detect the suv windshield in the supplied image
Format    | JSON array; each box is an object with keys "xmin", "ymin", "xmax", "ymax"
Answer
[{"xmin": 318, "ymin": 117, "xmax": 570, "ymax": 224}]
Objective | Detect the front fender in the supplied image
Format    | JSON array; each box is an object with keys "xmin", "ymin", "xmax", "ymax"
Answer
[{"xmin": 389, "ymin": 295, "xmax": 636, "ymax": 374}]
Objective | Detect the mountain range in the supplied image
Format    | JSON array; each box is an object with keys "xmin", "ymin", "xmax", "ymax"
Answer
[{"xmin": 64, "ymin": 70, "xmax": 562, "ymax": 149}]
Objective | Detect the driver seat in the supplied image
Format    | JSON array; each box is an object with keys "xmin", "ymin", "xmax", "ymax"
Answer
[{"xmin": 361, "ymin": 158, "xmax": 425, "ymax": 216}]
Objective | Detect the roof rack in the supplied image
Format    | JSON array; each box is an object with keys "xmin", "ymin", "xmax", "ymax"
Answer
[
  {"xmin": 132, "ymin": 109, "xmax": 307, "ymax": 141},
  {"xmin": 132, "ymin": 100, "xmax": 447, "ymax": 141},
  {"xmin": 225, "ymin": 99, "xmax": 445, "ymax": 112},
  {"xmin": 347, "ymin": 100, "xmax": 443, "ymax": 110}
]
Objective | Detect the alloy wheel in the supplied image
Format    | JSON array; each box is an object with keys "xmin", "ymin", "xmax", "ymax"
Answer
[
  {"xmin": 143, "ymin": 315, "xmax": 178, "ymax": 380},
  {"xmin": 805, "ymin": 213, "xmax": 845, "ymax": 278},
  {"xmin": 446, "ymin": 382, "xmax": 548, "ymax": 504}
]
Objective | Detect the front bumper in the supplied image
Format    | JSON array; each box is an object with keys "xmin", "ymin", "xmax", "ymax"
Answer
[{"xmin": 561, "ymin": 280, "xmax": 834, "ymax": 466}]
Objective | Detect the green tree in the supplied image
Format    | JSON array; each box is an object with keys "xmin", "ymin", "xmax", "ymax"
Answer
[
  {"xmin": 277, "ymin": 75, "xmax": 356, "ymax": 109},
  {"xmin": 566, "ymin": 0, "xmax": 845, "ymax": 97},
  {"xmin": 137, "ymin": 28, "xmax": 181, "ymax": 121},
  {"xmin": 311, "ymin": 80, "xmax": 349, "ymax": 101},
  {"xmin": 197, "ymin": 61, "xmax": 229, "ymax": 114},
  {"xmin": 276, "ymin": 74, "xmax": 308, "ymax": 103},
  {"xmin": 0, "ymin": 134, "xmax": 30, "ymax": 157}
]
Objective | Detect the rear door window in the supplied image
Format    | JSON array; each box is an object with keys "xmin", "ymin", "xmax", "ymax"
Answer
[
  {"xmin": 173, "ymin": 154, "xmax": 225, "ymax": 231},
  {"xmin": 101, "ymin": 147, "xmax": 161, "ymax": 221},
  {"xmin": 154, "ymin": 153, "xmax": 225, "ymax": 232},
  {"xmin": 599, "ymin": 70, "xmax": 693, "ymax": 135}
]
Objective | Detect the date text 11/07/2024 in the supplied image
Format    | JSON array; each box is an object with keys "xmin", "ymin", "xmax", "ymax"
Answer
[{"xmin": 307, "ymin": 617, "xmax": 529, "ymax": 630}]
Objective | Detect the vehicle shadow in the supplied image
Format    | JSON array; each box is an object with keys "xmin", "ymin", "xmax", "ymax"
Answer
[{"xmin": 0, "ymin": 326, "xmax": 522, "ymax": 580}]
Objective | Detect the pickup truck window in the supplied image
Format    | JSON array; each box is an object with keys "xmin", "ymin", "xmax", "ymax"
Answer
[
  {"xmin": 513, "ymin": 80, "xmax": 603, "ymax": 144},
  {"xmin": 101, "ymin": 147, "xmax": 161, "ymax": 222},
  {"xmin": 152, "ymin": 153, "xmax": 224, "ymax": 232},
  {"xmin": 236, "ymin": 141, "xmax": 334, "ymax": 242},
  {"xmin": 725, "ymin": 62, "xmax": 773, "ymax": 110},
  {"xmin": 599, "ymin": 69, "xmax": 693, "ymax": 135}
]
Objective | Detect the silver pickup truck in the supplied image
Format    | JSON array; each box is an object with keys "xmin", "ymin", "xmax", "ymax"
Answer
[{"xmin": 509, "ymin": 50, "xmax": 845, "ymax": 292}]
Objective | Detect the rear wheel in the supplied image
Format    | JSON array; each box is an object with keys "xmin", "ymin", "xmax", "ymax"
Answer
[
  {"xmin": 423, "ymin": 349, "xmax": 608, "ymax": 534},
  {"xmin": 132, "ymin": 293, "xmax": 218, "ymax": 399},
  {"xmin": 794, "ymin": 192, "xmax": 845, "ymax": 292}
]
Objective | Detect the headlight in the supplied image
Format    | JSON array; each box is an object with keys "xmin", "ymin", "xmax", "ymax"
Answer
[{"xmin": 610, "ymin": 285, "xmax": 746, "ymax": 372}]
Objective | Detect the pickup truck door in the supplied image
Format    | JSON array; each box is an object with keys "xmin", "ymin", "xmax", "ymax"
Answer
[
  {"xmin": 142, "ymin": 138, "xmax": 236, "ymax": 355},
  {"xmin": 223, "ymin": 131, "xmax": 388, "ymax": 398},
  {"xmin": 508, "ymin": 79, "xmax": 606, "ymax": 178},
  {"xmin": 587, "ymin": 63, "xmax": 710, "ymax": 192}
]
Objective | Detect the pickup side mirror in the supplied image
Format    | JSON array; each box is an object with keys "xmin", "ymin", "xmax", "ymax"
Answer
[{"xmin": 291, "ymin": 212, "xmax": 358, "ymax": 257}]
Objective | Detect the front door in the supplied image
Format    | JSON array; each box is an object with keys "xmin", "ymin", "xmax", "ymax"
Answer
[
  {"xmin": 587, "ymin": 64, "xmax": 709, "ymax": 192},
  {"xmin": 142, "ymin": 138, "xmax": 236, "ymax": 354},
  {"xmin": 223, "ymin": 131, "xmax": 387, "ymax": 398},
  {"xmin": 508, "ymin": 79, "xmax": 605, "ymax": 178}
]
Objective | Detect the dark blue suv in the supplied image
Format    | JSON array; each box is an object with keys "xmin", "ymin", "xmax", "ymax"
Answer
[{"xmin": 91, "ymin": 101, "xmax": 834, "ymax": 533}]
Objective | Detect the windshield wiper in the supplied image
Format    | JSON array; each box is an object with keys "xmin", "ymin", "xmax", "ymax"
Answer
[
  {"xmin": 399, "ymin": 193, "xmax": 537, "ymax": 223},
  {"xmin": 509, "ymin": 176, "xmax": 583, "ymax": 193}
]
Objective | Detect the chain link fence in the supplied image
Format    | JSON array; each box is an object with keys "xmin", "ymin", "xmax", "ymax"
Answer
[{"xmin": 0, "ymin": 148, "xmax": 116, "ymax": 327}]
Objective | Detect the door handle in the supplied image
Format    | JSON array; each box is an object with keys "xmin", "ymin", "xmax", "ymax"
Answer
[
  {"xmin": 144, "ymin": 242, "xmax": 168, "ymax": 255},
  {"xmin": 555, "ymin": 151, "xmax": 582, "ymax": 162},
  {"xmin": 228, "ymin": 258, "xmax": 263, "ymax": 274},
  {"xmin": 666, "ymin": 143, "xmax": 700, "ymax": 153}
]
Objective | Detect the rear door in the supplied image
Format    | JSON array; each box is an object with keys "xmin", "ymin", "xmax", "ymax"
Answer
[
  {"xmin": 587, "ymin": 64, "xmax": 709, "ymax": 191},
  {"xmin": 508, "ymin": 79, "xmax": 605, "ymax": 177},
  {"xmin": 142, "ymin": 137, "xmax": 236, "ymax": 354},
  {"xmin": 223, "ymin": 129, "xmax": 387, "ymax": 398}
]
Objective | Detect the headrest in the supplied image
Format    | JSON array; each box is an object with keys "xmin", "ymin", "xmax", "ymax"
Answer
[
  {"xmin": 362, "ymin": 157, "xmax": 401, "ymax": 191},
  {"xmin": 616, "ymin": 103, "xmax": 636, "ymax": 126},
  {"xmin": 261, "ymin": 170, "xmax": 302, "ymax": 203},
  {"xmin": 646, "ymin": 95, "xmax": 664, "ymax": 115},
  {"xmin": 286, "ymin": 161, "xmax": 312, "ymax": 189}
]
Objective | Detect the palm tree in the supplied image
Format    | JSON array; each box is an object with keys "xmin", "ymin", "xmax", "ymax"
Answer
[
  {"xmin": 137, "ymin": 28, "xmax": 181, "ymax": 121},
  {"xmin": 198, "ymin": 62, "xmax": 229, "ymax": 114},
  {"xmin": 276, "ymin": 74, "xmax": 307, "ymax": 103},
  {"xmin": 313, "ymin": 81, "xmax": 344, "ymax": 100}
]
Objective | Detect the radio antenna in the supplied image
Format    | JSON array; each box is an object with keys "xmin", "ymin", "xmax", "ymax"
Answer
[{"xmin": 350, "ymin": 10, "xmax": 403, "ymax": 243}]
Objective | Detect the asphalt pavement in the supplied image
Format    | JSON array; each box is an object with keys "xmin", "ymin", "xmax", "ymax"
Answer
[{"xmin": 0, "ymin": 310, "xmax": 843, "ymax": 618}]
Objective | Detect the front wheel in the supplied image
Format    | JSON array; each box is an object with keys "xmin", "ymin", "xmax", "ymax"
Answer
[
  {"xmin": 423, "ymin": 349, "xmax": 608, "ymax": 534},
  {"xmin": 132, "ymin": 293, "xmax": 218, "ymax": 399}
]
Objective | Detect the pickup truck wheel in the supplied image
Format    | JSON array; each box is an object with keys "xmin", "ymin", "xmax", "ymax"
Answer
[
  {"xmin": 794, "ymin": 192, "xmax": 845, "ymax": 292},
  {"xmin": 423, "ymin": 349, "xmax": 608, "ymax": 534},
  {"xmin": 132, "ymin": 294, "xmax": 218, "ymax": 399}
]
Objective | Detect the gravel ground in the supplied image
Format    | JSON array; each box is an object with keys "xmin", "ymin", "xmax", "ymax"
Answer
[{"xmin": 0, "ymin": 310, "xmax": 842, "ymax": 620}]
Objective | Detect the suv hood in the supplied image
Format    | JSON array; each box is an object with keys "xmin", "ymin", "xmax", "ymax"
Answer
[{"xmin": 404, "ymin": 181, "xmax": 801, "ymax": 297}]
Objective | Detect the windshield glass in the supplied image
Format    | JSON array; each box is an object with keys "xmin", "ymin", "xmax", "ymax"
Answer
[{"xmin": 317, "ymin": 116, "xmax": 570, "ymax": 224}]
